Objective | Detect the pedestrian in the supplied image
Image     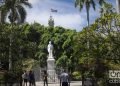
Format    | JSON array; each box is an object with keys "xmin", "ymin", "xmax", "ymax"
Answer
[
  {"xmin": 22, "ymin": 70, "xmax": 28, "ymax": 86},
  {"xmin": 19, "ymin": 71, "xmax": 23, "ymax": 86},
  {"xmin": 29, "ymin": 70, "xmax": 36, "ymax": 86},
  {"xmin": 43, "ymin": 70, "xmax": 48, "ymax": 86},
  {"xmin": 60, "ymin": 70, "xmax": 70, "ymax": 86}
]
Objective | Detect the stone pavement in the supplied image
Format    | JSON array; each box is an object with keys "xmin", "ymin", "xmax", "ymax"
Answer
[{"xmin": 36, "ymin": 81, "xmax": 82, "ymax": 86}]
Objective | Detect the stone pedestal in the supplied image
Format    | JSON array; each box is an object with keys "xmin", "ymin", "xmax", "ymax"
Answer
[
  {"xmin": 47, "ymin": 58, "xmax": 55, "ymax": 82},
  {"xmin": 47, "ymin": 41, "xmax": 58, "ymax": 82},
  {"xmin": 116, "ymin": 0, "xmax": 120, "ymax": 13}
]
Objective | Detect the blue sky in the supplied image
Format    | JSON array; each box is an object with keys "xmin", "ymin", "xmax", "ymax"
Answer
[{"xmin": 26, "ymin": 0, "xmax": 116, "ymax": 31}]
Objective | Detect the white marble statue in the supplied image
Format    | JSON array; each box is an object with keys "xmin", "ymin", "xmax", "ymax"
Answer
[{"xmin": 47, "ymin": 41, "xmax": 53, "ymax": 58}]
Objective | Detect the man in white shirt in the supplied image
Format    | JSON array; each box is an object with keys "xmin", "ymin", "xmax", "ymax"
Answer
[
  {"xmin": 60, "ymin": 70, "xmax": 70, "ymax": 86},
  {"xmin": 22, "ymin": 71, "xmax": 28, "ymax": 86}
]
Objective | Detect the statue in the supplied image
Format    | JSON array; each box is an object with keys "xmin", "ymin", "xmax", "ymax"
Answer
[
  {"xmin": 47, "ymin": 41, "xmax": 57, "ymax": 82},
  {"xmin": 47, "ymin": 41, "xmax": 53, "ymax": 58}
]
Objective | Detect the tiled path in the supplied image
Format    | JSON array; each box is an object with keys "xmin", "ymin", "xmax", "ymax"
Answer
[{"xmin": 36, "ymin": 81, "xmax": 82, "ymax": 86}]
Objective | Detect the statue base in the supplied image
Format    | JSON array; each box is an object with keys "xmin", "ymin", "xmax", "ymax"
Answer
[{"xmin": 47, "ymin": 57, "xmax": 56, "ymax": 82}]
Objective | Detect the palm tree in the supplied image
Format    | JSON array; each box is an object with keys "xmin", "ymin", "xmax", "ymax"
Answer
[
  {"xmin": 75, "ymin": 0, "xmax": 105, "ymax": 85},
  {"xmin": 75, "ymin": 0, "xmax": 105, "ymax": 26},
  {"xmin": 1, "ymin": 0, "xmax": 32, "ymax": 24},
  {"xmin": 0, "ymin": 0, "xmax": 32, "ymax": 70}
]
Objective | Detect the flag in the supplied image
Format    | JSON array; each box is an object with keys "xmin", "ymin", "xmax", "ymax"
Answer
[{"xmin": 51, "ymin": 8, "xmax": 58, "ymax": 12}]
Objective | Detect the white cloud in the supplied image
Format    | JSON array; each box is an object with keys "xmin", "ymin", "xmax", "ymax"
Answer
[
  {"xmin": 54, "ymin": 14, "xmax": 84, "ymax": 30},
  {"xmin": 26, "ymin": 0, "xmax": 99, "ymax": 31},
  {"xmin": 26, "ymin": 10, "xmax": 85, "ymax": 31},
  {"xmin": 28, "ymin": 0, "xmax": 39, "ymax": 5}
]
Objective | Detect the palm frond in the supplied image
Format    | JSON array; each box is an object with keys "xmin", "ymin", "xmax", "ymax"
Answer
[
  {"xmin": 8, "ymin": 8, "xmax": 18, "ymax": 23},
  {"xmin": 91, "ymin": 0, "xmax": 96, "ymax": 10},
  {"xmin": 99, "ymin": 0, "xmax": 105, "ymax": 6},
  {"xmin": 75, "ymin": 0, "xmax": 84, "ymax": 11},
  {"xmin": 79, "ymin": 0, "xmax": 84, "ymax": 11},
  {"xmin": 75, "ymin": 0, "xmax": 79, "ymax": 7},
  {"xmin": 20, "ymin": 0, "xmax": 32, "ymax": 8},
  {"xmin": 17, "ymin": 5, "xmax": 26, "ymax": 23}
]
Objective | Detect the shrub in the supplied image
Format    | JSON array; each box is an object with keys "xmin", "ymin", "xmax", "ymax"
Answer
[
  {"xmin": 72, "ymin": 71, "xmax": 81, "ymax": 80},
  {"xmin": 0, "ymin": 72, "xmax": 4, "ymax": 81}
]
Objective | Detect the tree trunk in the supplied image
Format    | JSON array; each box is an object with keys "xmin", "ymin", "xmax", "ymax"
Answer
[
  {"xmin": 86, "ymin": 4, "xmax": 90, "ymax": 50},
  {"xmin": 86, "ymin": 6, "xmax": 90, "ymax": 27},
  {"xmin": 9, "ymin": 33, "xmax": 12, "ymax": 70},
  {"xmin": 0, "ymin": 11, "xmax": 1, "ymax": 23},
  {"xmin": 9, "ymin": 8, "xmax": 15, "ymax": 70}
]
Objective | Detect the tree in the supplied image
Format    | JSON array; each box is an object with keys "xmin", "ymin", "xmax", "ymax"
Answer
[
  {"xmin": 75, "ymin": 0, "xmax": 105, "ymax": 26},
  {"xmin": 73, "ymin": 11, "xmax": 120, "ymax": 85},
  {"xmin": 100, "ymin": 2, "xmax": 115, "ymax": 16},
  {"xmin": 1, "ymin": 0, "xmax": 32, "ymax": 23},
  {"xmin": 0, "ymin": 0, "xmax": 32, "ymax": 70}
]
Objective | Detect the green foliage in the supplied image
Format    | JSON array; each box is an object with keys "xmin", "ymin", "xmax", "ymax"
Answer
[
  {"xmin": 75, "ymin": 0, "xmax": 105, "ymax": 26},
  {"xmin": 4, "ymin": 70, "xmax": 22, "ymax": 82},
  {"xmin": 73, "ymin": 12, "xmax": 120, "ymax": 85},
  {"xmin": 0, "ymin": 0, "xmax": 32, "ymax": 23},
  {"xmin": 56, "ymin": 53, "xmax": 68, "ymax": 67},
  {"xmin": 100, "ymin": 2, "xmax": 115, "ymax": 16},
  {"xmin": 0, "ymin": 12, "xmax": 120, "ymax": 85},
  {"xmin": 0, "ymin": 72, "xmax": 5, "ymax": 81},
  {"xmin": 72, "ymin": 71, "xmax": 81, "ymax": 80}
]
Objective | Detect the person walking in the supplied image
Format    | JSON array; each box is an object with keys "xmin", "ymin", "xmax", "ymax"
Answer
[
  {"xmin": 43, "ymin": 70, "xmax": 48, "ymax": 86},
  {"xmin": 60, "ymin": 70, "xmax": 70, "ymax": 86},
  {"xmin": 29, "ymin": 70, "xmax": 36, "ymax": 86},
  {"xmin": 19, "ymin": 71, "xmax": 23, "ymax": 86},
  {"xmin": 22, "ymin": 71, "xmax": 28, "ymax": 86}
]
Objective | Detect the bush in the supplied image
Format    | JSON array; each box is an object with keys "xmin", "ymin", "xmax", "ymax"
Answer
[
  {"xmin": 72, "ymin": 71, "xmax": 81, "ymax": 80},
  {"xmin": 0, "ymin": 72, "xmax": 5, "ymax": 81},
  {"xmin": 4, "ymin": 70, "xmax": 22, "ymax": 83}
]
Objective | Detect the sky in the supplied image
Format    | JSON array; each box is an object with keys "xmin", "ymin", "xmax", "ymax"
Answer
[{"xmin": 26, "ymin": 0, "xmax": 116, "ymax": 31}]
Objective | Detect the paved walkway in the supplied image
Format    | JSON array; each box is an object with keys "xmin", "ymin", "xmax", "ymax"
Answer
[{"xmin": 36, "ymin": 81, "xmax": 82, "ymax": 86}]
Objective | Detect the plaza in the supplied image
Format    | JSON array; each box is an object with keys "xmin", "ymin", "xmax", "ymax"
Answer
[{"xmin": 36, "ymin": 81, "xmax": 82, "ymax": 86}]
